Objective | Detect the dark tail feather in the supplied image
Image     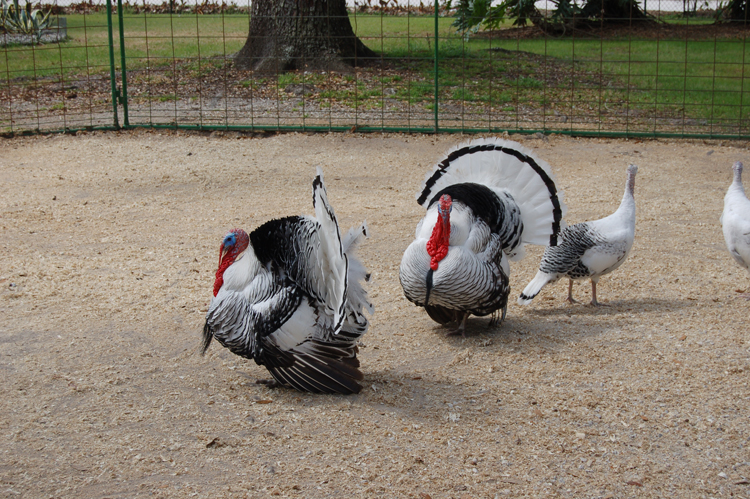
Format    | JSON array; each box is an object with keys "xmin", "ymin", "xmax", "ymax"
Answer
[
  {"xmin": 273, "ymin": 354, "xmax": 363, "ymax": 394},
  {"xmin": 200, "ymin": 322, "xmax": 213, "ymax": 355},
  {"xmin": 424, "ymin": 305, "xmax": 456, "ymax": 325}
]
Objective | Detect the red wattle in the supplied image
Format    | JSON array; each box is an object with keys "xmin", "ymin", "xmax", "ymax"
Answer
[
  {"xmin": 213, "ymin": 277, "xmax": 223, "ymax": 297},
  {"xmin": 426, "ymin": 213, "xmax": 450, "ymax": 270},
  {"xmin": 213, "ymin": 248, "xmax": 233, "ymax": 296}
]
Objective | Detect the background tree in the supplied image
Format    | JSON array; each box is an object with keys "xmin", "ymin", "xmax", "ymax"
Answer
[
  {"xmin": 716, "ymin": 0, "xmax": 749, "ymax": 22},
  {"xmin": 234, "ymin": 0, "xmax": 378, "ymax": 73},
  {"xmin": 452, "ymin": 0, "xmax": 654, "ymax": 37}
]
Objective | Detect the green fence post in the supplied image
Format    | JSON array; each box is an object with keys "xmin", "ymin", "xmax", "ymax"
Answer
[
  {"xmin": 106, "ymin": 0, "xmax": 120, "ymax": 129},
  {"xmin": 434, "ymin": 0, "xmax": 439, "ymax": 133},
  {"xmin": 117, "ymin": 0, "xmax": 130, "ymax": 127}
]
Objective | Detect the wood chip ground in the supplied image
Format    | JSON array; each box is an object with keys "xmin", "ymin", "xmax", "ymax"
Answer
[{"xmin": 1, "ymin": 130, "xmax": 749, "ymax": 498}]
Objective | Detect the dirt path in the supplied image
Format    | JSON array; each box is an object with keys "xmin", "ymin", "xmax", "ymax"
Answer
[{"xmin": 1, "ymin": 130, "xmax": 749, "ymax": 498}]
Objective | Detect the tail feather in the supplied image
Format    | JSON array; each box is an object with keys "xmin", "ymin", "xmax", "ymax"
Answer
[
  {"xmin": 312, "ymin": 167, "xmax": 348, "ymax": 333},
  {"xmin": 517, "ymin": 270, "xmax": 557, "ymax": 305},
  {"xmin": 342, "ymin": 221, "xmax": 374, "ymax": 317},
  {"xmin": 417, "ymin": 138, "xmax": 567, "ymax": 251}
]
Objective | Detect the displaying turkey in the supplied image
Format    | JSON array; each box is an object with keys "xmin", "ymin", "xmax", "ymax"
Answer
[
  {"xmin": 399, "ymin": 138, "xmax": 567, "ymax": 335},
  {"xmin": 201, "ymin": 169, "xmax": 372, "ymax": 394},
  {"xmin": 518, "ymin": 164, "xmax": 638, "ymax": 307},
  {"xmin": 721, "ymin": 161, "xmax": 750, "ymax": 299}
]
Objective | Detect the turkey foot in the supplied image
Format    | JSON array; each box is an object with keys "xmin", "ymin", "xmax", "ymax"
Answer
[
  {"xmin": 566, "ymin": 280, "xmax": 579, "ymax": 304},
  {"xmin": 446, "ymin": 313, "xmax": 469, "ymax": 337},
  {"xmin": 589, "ymin": 282, "xmax": 609, "ymax": 306}
]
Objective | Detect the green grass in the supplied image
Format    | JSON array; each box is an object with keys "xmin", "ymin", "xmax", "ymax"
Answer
[{"xmin": 2, "ymin": 12, "xmax": 750, "ymax": 128}]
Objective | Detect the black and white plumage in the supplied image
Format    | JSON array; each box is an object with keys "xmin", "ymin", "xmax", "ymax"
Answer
[
  {"xmin": 721, "ymin": 161, "xmax": 750, "ymax": 299},
  {"xmin": 518, "ymin": 164, "xmax": 638, "ymax": 306},
  {"xmin": 201, "ymin": 169, "xmax": 372, "ymax": 394},
  {"xmin": 399, "ymin": 138, "xmax": 567, "ymax": 334}
]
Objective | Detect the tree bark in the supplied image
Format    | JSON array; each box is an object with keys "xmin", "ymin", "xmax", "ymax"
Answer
[{"xmin": 234, "ymin": 0, "xmax": 378, "ymax": 73}]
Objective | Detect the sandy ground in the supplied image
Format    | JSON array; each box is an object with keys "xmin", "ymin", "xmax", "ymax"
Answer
[{"xmin": 1, "ymin": 130, "xmax": 749, "ymax": 498}]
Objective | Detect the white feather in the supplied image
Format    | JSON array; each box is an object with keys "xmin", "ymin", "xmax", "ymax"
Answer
[
  {"xmin": 418, "ymin": 137, "xmax": 567, "ymax": 248},
  {"xmin": 721, "ymin": 161, "xmax": 750, "ymax": 272}
]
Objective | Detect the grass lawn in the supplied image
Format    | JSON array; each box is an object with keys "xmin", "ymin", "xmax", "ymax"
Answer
[{"xmin": 2, "ymin": 12, "xmax": 750, "ymax": 129}]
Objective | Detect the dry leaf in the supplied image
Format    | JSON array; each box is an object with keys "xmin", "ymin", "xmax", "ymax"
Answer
[
  {"xmin": 626, "ymin": 480, "xmax": 643, "ymax": 486},
  {"xmin": 678, "ymin": 335, "xmax": 687, "ymax": 341},
  {"xmin": 256, "ymin": 399, "xmax": 273, "ymax": 404}
]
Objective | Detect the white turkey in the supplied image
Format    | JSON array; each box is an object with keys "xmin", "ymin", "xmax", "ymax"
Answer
[
  {"xmin": 721, "ymin": 161, "xmax": 750, "ymax": 299},
  {"xmin": 518, "ymin": 164, "xmax": 638, "ymax": 306},
  {"xmin": 201, "ymin": 169, "xmax": 372, "ymax": 394},
  {"xmin": 399, "ymin": 138, "xmax": 567, "ymax": 335}
]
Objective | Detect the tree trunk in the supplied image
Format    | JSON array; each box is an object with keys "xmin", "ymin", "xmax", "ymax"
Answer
[
  {"xmin": 234, "ymin": 0, "xmax": 378, "ymax": 73},
  {"xmin": 528, "ymin": 0, "xmax": 654, "ymax": 35},
  {"xmin": 580, "ymin": 0, "xmax": 652, "ymax": 23},
  {"xmin": 724, "ymin": 0, "xmax": 749, "ymax": 21}
]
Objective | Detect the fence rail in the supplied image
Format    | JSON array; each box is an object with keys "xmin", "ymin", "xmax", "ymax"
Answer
[{"xmin": 3, "ymin": 0, "xmax": 750, "ymax": 138}]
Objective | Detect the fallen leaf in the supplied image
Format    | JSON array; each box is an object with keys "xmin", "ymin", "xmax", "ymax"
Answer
[
  {"xmin": 678, "ymin": 335, "xmax": 687, "ymax": 341},
  {"xmin": 639, "ymin": 415, "xmax": 649, "ymax": 421},
  {"xmin": 626, "ymin": 480, "xmax": 643, "ymax": 486},
  {"xmin": 256, "ymin": 399, "xmax": 273, "ymax": 404},
  {"xmin": 418, "ymin": 493, "xmax": 432, "ymax": 499}
]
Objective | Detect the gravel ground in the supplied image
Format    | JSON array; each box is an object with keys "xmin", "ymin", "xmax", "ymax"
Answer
[{"xmin": 1, "ymin": 130, "xmax": 749, "ymax": 498}]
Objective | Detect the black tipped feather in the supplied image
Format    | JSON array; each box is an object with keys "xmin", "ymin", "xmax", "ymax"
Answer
[
  {"xmin": 200, "ymin": 321, "xmax": 213, "ymax": 355},
  {"xmin": 416, "ymin": 141, "xmax": 564, "ymax": 246}
]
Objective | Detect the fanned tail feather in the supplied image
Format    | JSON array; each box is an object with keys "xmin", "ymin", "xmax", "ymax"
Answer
[
  {"xmin": 342, "ymin": 221, "xmax": 374, "ymax": 318},
  {"xmin": 417, "ymin": 138, "xmax": 567, "ymax": 251},
  {"xmin": 517, "ymin": 270, "xmax": 557, "ymax": 305},
  {"xmin": 312, "ymin": 167, "xmax": 348, "ymax": 333}
]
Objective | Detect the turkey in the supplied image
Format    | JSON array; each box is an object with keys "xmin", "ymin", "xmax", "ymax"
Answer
[
  {"xmin": 201, "ymin": 169, "xmax": 372, "ymax": 394},
  {"xmin": 399, "ymin": 138, "xmax": 567, "ymax": 335},
  {"xmin": 721, "ymin": 161, "xmax": 750, "ymax": 299},
  {"xmin": 518, "ymin": 164, "xmax": 638, "ymax": 307}
]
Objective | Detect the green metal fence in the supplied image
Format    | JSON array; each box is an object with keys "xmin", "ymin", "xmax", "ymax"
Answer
[{"xmin": 3, "ymin": 1, "xmax": 750, "ymax": 138}]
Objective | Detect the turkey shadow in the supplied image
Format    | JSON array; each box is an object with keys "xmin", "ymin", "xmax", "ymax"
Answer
[
  {"xmin": 423, "ymin": 313, "xmax": 599, "ymax": 346},
  {"xmin": 352, "ymin": 366, "xmax": 500, "ymax": 416},
  {"xmin": 521, "ymin": 297, "xmax": 692, "ymax": 317}
]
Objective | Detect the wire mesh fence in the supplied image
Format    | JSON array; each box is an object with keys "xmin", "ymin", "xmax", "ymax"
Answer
[{"xmin": 2, "ymin": 0, "xmax": 750, "ymax": 138}]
